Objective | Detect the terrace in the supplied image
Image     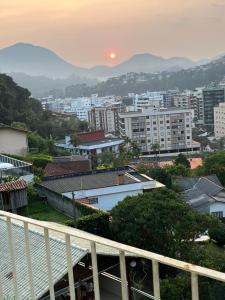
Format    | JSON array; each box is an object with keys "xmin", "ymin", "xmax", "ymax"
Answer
[
  {"xmin": 0, "ymin": 154, "xmax": 32, "ymax": 180},
  {"xmin": 1, "ymin": 210, "xmax": 225, "ymax": 299}
]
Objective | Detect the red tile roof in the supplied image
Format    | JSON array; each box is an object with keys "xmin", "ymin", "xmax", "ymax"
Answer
[
  {"xmin": 0, "ymin": 180, "xmax": 27, "ymax": 192},
  {"xmin": 44, "ymin": 160, "xmax": 91, "ymax": 177},
  {"xmin": 78, "ymin": 131, "xmax": 105, "ymax": 143}
]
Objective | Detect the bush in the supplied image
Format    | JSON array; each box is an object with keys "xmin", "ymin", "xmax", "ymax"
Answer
[
  {"xmin": 77, "ymin": 212, "xmax": 110, "ymax": 238},
  {"xmin": 209, "ymin": 222, "xmax": 225, "ymax": 246}
]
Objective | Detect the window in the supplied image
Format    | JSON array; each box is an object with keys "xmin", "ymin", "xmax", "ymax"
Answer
[
  {"xmin": 167, "ymin": 126, "xmax": 170, "ymax": 129},
  {"xmin": 160, "ymin": 121, "xmax": 163, "ymax": 124},
  {"xmin": 89, "ymin": 197, "xmax": 98, "ymax": 204},
  {"xmin": 212, "ymin": 211, "xmax": 223, "ymax": 218},
  {"xmin": 161, "ymin": 138, "xmax": 164, "ymax": 142},
  {"xmin": 153, "ymin": 121, "xmax": 156, "ymax": 125},
  {"xmin": 147, "ymin": 128, "xmax": 150, "ymax": 131},
  {"xmin": 187, "ymin": 136, "xmax": 190, "ymax": 139}
]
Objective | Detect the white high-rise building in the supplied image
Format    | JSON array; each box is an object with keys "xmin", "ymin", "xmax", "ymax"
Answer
[
  {"xmin": 214, "ymin": 102, "xmax": 225, "ymax": 139},
  {"xmin": 119, "ymin": 107, "xmax": 199, "ymax": 154}
]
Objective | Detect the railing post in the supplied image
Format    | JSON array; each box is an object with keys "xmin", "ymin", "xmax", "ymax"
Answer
[
  {"xmin": 152, "ymin": 260, "xmax": 160, "ymax": 300},
  {"xmin": 191, "ymin": 272, "xmax": 199, "ymax": 300},
  {"xmin": 65, "ymin": 234, "xmax": 76, "ymax": 300},
  {"xmin": 90, "ymin": 241, "xmax": 100, "ymax": 300},
  {"xmin": 44, "ymin": 228, "xmax": 55, "ymax": 300},
  {"xmin": 7, "ymin": 217, "xmax": 19, "ymax": 300},
  {"xmin": 119, "ymin": 251, "xmax": 129, "ymax": 300},
  {"xmin": 24, "ymin": 222, "xmax": 36, "ymax": 300}
]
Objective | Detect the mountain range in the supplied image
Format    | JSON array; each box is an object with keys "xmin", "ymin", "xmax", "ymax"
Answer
[
  {"xmin": 0, "ymin": 42, "xmax": 224, "ymax": 97},
  {"xmin": 0, "ymin": 43, "xmax": 196, "ymax": 79}
]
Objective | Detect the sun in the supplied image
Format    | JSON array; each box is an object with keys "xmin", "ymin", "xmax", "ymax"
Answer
[{"xmin": 109, "ymin": 52, "xmax": 116, "ymax": 59}]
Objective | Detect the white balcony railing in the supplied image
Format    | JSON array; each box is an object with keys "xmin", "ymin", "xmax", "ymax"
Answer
[{"xmin": 1, "ymin": 210, "xmax": 225, "ymax": 300}]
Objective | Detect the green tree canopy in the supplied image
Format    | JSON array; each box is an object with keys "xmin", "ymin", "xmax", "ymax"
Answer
[
  {"xmin": 138, "ymin": 164, "xmax": 172, "ymax": 188},
  {"xmin": 202, "ymin": 151, "xmax": 225, "ymax": 185},
  {"xmin": 111, "ymin": 189, "xmax": 213, "ymax": 259},
  {"xmin": 175, "ymin": 154, "xmax": 191, "ymax": 168}
]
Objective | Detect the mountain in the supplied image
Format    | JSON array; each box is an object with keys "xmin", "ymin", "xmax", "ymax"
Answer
[
  {"xmin": 0, "ymin": 43, "xmax": 197, "ymax": 80},
  {"xmin": 10, "ymin": 72, "xmax": 98, "ymax": 97},
  {"xmin": 64, "ymin": 55, "xmax": 225, "ymax": 97},
  {"xmin": 0, "ymin": 43, "xmax": 86, "ymax": 78}
]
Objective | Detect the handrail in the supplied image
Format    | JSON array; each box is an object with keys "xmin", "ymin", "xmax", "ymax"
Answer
[{"xmin": 1, "ymin": 210, "xmax": 225, "ymax": 284}]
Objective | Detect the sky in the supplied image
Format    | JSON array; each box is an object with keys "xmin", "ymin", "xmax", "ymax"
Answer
[{"xmin": 1, "ymin": 0, "xmax": 225, "ymax": 67}]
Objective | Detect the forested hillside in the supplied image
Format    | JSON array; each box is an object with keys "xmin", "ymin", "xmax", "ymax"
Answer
[
  {"xmin": 65, "ymin": 56, "xmax": 225, "ymax": 97},
  {"xmin": 0, "ymin": 74, "xmax": 86, "ymax": 138}
]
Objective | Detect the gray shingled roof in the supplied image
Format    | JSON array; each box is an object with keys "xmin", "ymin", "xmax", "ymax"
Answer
[
  {"xmin": 0, "ymin": 219, "xmax": 87, "ymax": 300},
  {"xmin": 175, "ymin": 175, "xmax": 222, "ymax": 191},
  {"xmin": 177, "ymin": 175, "xmax": 224, "ymax": 211},
  {"xmin": 40, "ymin": 170, "xmax": 149, "ymax": 194}
]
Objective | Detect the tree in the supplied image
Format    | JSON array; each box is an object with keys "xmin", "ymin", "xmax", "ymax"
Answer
[
  {"xmin": 111, "ymin": 188, "xmax": 211, "ymax": 259},
  {"xmin": 175, "ymin": 154, "xmax": 191, "ymax": 168},
  {"xmin": 138, "ymin": 164, "xmax": 172, "ymax": 188},
  {"xmin": 165, "ymin": 164, "xmax": 191, "ymax": 177},
  {"xmin": 203, "ymin": 151, "xmax": 225, "ymax": 185}
]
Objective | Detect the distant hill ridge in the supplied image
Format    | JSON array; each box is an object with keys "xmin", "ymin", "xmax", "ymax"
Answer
[{"xmin": 0, "ymin": 43, "xmax": 196, "ymax": 79}]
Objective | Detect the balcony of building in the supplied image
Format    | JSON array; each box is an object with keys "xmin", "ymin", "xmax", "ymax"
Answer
[{"xmin": 0, "ymin": 210, "xmax": 225, "ymax": 299}]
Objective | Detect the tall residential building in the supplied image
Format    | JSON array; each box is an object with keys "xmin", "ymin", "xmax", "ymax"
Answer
[
  {"xmin": 173, "ymin": 93, "xmax": 190, "ymax": 109},
  {"xmin": 88, "ymin": 106, "xmax": 119, "ymax": 134},
  {"xmin": 214, "ymin": 102, "xmax": 225, "ymax": 139},
  {"xmin": 119, "ymin": 108, "xmax": 198, "ymax": 154},
  {"xmin": 189, "ymin": 88, "xmax": 204, "ymax": 124},
  {"xmin": 203, "ymin": 87, "xmax": 225, "ymax": 127}
]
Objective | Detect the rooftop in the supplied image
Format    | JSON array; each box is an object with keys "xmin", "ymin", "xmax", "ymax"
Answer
[
  {"xmin": 44, "ymin": 159, "xmax": 91, "ymax": 177},
  {"xmin": 0, "ymin": 218, "xmax": 87, "ymax": 299},
  {"xmin": 39, "ymin": 167, "xmax": 152, "ymax": 194},
  {"xmin": 0, "ymin": 180, "xmax": 27, "ymax": 192}
]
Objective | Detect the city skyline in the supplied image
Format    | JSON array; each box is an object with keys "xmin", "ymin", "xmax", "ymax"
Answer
[{"xmin": 1, "ymin": 0, "xmax": 225, "ymax": 67}]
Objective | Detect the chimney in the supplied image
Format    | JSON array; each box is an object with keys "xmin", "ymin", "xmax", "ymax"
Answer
[{"xmin": 117, "ymin": 173, "xmax": 125, "ymax": 185}]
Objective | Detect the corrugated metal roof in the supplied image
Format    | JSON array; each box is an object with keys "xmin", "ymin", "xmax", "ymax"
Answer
[
  {"xmin": 0, "ymin": 219, "xmax": 87, "ymax": 299},
  {"xmin": 0, "ymin": 180, "xmax": 27, "ymax": 192},
  {"xmin": 40, "ymin": 170, "xmax": 150, "ymax": 194}
]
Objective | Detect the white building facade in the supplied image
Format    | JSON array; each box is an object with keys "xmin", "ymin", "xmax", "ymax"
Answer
[{"xmin": 119, "ymin": 108, "xmax": 197, "ymax": 154}]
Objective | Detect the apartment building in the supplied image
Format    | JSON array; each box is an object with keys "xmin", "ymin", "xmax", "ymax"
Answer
[
  {"xmin": 119, "ymin": 108, "xmax": 197, "ymax": 154},
  {"xmin": 88, "ymin": 106, "xmax": 119, "ymax": 134},
  {"xmin": 214, "ymin": 102, "xmax": 225, "ymax": 139},
  {"xmin": 189, "ymin": 89, "xmax": 204, "ymax": 124},
  {"xmin": 173, "ymin": 93, "xmax": 190, "ymax": 109},
  {"xmin": 203, "ymin": 87, "xmax": 225, "ymax": 127}
]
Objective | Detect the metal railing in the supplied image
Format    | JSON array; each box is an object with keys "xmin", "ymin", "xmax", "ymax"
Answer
[
  {"xmin": 0, "ymin": 154, "xmax": 32, "ymax": 178},
  {"xmin": 1, "ymin": 210, "xmax": 225, "ymax": 300}
]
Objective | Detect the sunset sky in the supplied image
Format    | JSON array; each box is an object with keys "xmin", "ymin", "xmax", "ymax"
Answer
[{"xmin": 1, "ymin": 0, "xmax": 225, "ymax": 66}]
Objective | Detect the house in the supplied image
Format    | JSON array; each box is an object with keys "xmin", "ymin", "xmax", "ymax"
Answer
[
  {"xmin": 0, "ymin": 180, "xmax": 28, "ymax": 213},
  {"xmin": 175, "ymin": 175, "xmax": 225, "ymax": 217},
  {"xmin": 0, "ymin": 123, "xmax": 28, "ymax": 156},
  {"xmin": 55, "ymin": 131, "xmax": 124, "ymax": 164},
  {"xmin": 36, "ymin": 167, "xmax": 164, "ymax": 214},
  {"xmin": 43, "ymin": 156, "xmax": 91, "ymax": 177}
]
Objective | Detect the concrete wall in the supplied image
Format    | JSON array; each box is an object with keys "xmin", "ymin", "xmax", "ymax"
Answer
[
  {"xmin": 0, "ymin": 129, "xmax": 28, "ymax": 156},
  {"xmin": 63, "ymin": 183, "xmax": 146, "ymax": 211},
  {"xmin": 36, "ymin": 185, "xmax": 81, "ymax": 218}
]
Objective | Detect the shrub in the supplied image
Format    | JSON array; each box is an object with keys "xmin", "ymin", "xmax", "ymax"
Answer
[
  {"xmin": 77, "ymin": 212, "xmax": 110, "ymax": 238},
  {"xmin": 209, "ymin": 222, "xmax": 225, "ymax": 246}
]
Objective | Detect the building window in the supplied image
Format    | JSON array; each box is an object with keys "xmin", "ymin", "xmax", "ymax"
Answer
[
  {"xmin": 89, "ymin": 197, "xmax": 98, "ymax": 204},
  {"xmin": 187, "ymin": 136, "xmax": 190, "ymax": 139},
  {"xmin": 147, "ymin": 128, "xmax": 150, "ymax": 131},
  {"xmin": 161, "ymin": 138, "xmax": 164, "ymax": 142},
  {"xmin": 153, "ymin": 121, "xmax": 156, "ymax": 125},
  {"xmin": 212, "ymin": 211, "xmax": 223, "ymax": 218}
]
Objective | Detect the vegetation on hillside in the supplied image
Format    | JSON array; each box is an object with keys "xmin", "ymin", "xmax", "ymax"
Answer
[
  {"xmin": 0, "ymin": 73, "xmax": 87, "ymax": 138},
  {"xmin": 64, "ymin": 57, "xmax": 225, "ymax": 97}
]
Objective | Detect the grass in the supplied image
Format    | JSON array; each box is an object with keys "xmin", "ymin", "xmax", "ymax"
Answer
[{"xmin": 24, "ymin": 189, "xmax": 73, "ymax": 225}]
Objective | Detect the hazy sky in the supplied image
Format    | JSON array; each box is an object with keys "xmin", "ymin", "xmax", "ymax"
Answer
[{"xmin": 1, "ymin": 0, "xmax": 225, "ymax": 66}]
